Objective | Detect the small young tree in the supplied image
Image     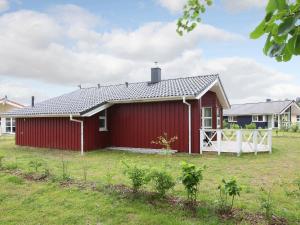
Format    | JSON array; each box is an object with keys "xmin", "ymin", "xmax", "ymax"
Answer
[
  {"xmin": 180, "ymin": 161, "xmax": 205, "ymax": 204},
  {"xmin": 151, "ymin": 132, "xmax": 178, "ymax": 153},
  {"xmin": 0, "ymin": 155, "xmax": 4, "ymax": 169},
  {"xmin": 217, "ymin": 178, "xmax": 242, "ymax": 213},
  {"xmin": 123, "ymin": 162, "xmax": 149, "ymax": 193},
  {"xmin": 260, "ymin": 187, "xmax": 273, "ymax": 222},
  {"xmin": 149, "ymin": 169, "xmax": 175, "ymax": 197},
  {"xmin": 28, "ymin": 159, "xmax": 43, "ymax": 172}
]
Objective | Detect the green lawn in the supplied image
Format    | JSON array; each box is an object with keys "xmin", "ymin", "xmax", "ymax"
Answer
[{"xmin": 0, "ymin": 133, "xmax": 299, "ymax": 225}]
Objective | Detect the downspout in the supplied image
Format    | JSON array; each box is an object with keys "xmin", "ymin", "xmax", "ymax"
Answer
[
  {"xmin": 70, "ymin": 115, "xmax": 84, "ymax": 155},
  {"xmin": 183, "ymin": 96, "xmax": 191, "ymax": 155}
]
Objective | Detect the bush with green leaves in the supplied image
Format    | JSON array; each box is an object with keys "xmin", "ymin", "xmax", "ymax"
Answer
[
  {"xmin": 28, "ymin": 159, "xmax": 43, "ymax": 172},
  {"xmin": 123, "ymin": 162, "xmax": 150, "ymax": 193},
  {"xmin": 245, "ymin": 123, "xmax": 257, "ymax": 129},
  {"xmin": 230, "ymin": 123, "xmax": 240, "ymax": 129},
  {"xmin": 180, "ymin": 161, "xmax": 205, "ymax": 203},
  {"xmin": 217, "ymin": 178, "xmax": 242, "ymax": 213},
  {"xmin": 260, "ymin": 187, "xmax": 273, "ymax": 222},
  {"xmin": 61, "ymin": 158, "xmax": 71, "ymax": 181},
  {"xmin": 0, "ymin": 155, "xmax": 4, "ymax": 169},
  {"xmin": 290, "ymin": 123, "xmax": 299, "ymax": 132},
  {"xmin": 223, "ymin": 120, "xmax": 229, "ymax": 129},
  {"xmin": 149, "ymin": 169, "xmax": 175, "ymax": 197}
]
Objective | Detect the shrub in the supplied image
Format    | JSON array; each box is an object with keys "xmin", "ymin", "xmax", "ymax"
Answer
[
  {"xmin": 180, "ymin": 161, "xmax": 205, "ymax": 203},
  {"xmin": 260, "ymin": 187, "xmax": 273, "ymax": 222},
  {"xmin": 245, "ymin": 123, "xmax": 256, "ymax": 129},
  {"xmin": 290, "ymin": 124, "xmax": 299, "ymax": 133},
  {"xmin": 151, "ymin": 132, "xmax": 178, "ymax": 151},
  {"xmin": 123, "ymin": 162, "xmax": 149, "ymax": 193},
  {"xmin": 61, "ymin": 158, "xmax": 71, "ymax": 181},
  {"xmin": 149, "ymin": 169, "xmax": 175, "ymax": 197},
  {"xmin": 230, "ymin": 123, "xmax": 240, "ymax": 129},
  {"xmin": 28, "ymin": 159, "xmax": 43, "ymax": 172},
  {"xmin": 0, "ymin": 155, "xmax": 4, "ymax": 169},
  {"xmin": 217, "ymin": 178, "xmax": 242, "ymax": 213},
  {"xmin": 223, "ymin": 120, "xmax": 229, "ymax": 129}
]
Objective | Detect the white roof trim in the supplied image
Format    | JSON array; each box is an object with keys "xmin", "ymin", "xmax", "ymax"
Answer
[
  {"xmin": 81, "ymin": 103, "xmax": 113, "ymax": 117},
  {"xmin": 196, "ymin": 78, "xmax": 230, "ymax": 109},
  {"xmin": 0, "ymin": 99, "xmax": 24, "ymax": 108},
  {"xmin": 8, "ymin": 113, "xmax": 81, "ymax": 118},
  {"xmin": 279, "ymin": 101, "xmax": 298, "ymax": 114}
]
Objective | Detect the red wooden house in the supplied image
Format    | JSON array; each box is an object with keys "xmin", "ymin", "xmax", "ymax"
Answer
[{"xmin": 5, "ymin": 67, "xmax": 230, "ymax": 154}]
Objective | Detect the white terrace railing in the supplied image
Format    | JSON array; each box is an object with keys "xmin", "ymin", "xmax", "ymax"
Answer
[{"xmin": 200, "ymin": 129, "xmax": 272, "ymax": 156}]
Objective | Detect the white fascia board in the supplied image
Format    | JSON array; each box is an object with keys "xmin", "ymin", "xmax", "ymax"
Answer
[
  {"xmin": 108, "ymin": 96, "xmax": 195, "ymax": 104},
  {"xmin": 279, "ymin": 101, "xmax": 296, "ymax": 114},
  {"xmin": 0, "ymin": 100, "xmax": 24, "ymax": 108},
  {"xmin": 7, "ymin": 114, "xmax": 81, "ymax": 118},
  {"xmin": 81, "ymin": 103, "xmax": 113, "ymax": 117},
  {"xmin": 196, "ymin": 79, "xmax": 230, "ymax": 109}
]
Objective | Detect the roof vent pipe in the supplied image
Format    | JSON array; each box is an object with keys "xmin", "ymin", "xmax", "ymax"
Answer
[
  {"xmin": 151, "ymin": 63, "xmax": 161, "ymax": 84},
  {"xmin": 31, "ymin": 96, "xmax": 35, "ymax": 107},
  {"xmin": 266, "ymin": 98, "xmax": 272, "ymax": 102},
  {"xmin": 125, "ymin": 82, "xmax": 129, "ymax": 87},
  {"xmin": 97, "ymin": 84, "xmax": 101, "ymax": 89},
  {"xmin": 78, "ymin": 84, "xmax": 82, "ymax": 89}
]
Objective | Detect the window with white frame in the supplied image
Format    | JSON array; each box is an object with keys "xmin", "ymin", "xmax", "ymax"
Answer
[
  {"xmin": 99, "ymin": 110, "xmax": 107, "ymax": 131},
  {"xmin": 217, "ymin": 108, "xmax": 221, "ymax": 128},
  {"xmin": 5, "ymin": 118, "xmax": 15, "ymax": 133},
  {"xmin": 228, "ymin": 116, "xmax": 237, "ymax": 122},
  {"xmin": 202, "ymin": 107, "xmax": 212, "ymax": 128},
  {"xmin": 252, "ymin": 115, "xmax": 265, "ymax": 122},
  {"xmin": 297, "ymin": 115, "xmax": 300, "ymax": 122}
]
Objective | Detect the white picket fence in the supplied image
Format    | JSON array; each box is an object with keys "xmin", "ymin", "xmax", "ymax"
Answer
[{"xmin": 200, "ymin": 129, "xmax": 272, "ymax": 156}]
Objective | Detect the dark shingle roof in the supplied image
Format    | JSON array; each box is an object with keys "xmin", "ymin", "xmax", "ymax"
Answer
[
  {"xmin": 5, "ymin": 74, "xmax": 219, "ymax": 116},
  {"xmin": 223, "ymin": 100, "xmax": 293, "ymax": 116}
]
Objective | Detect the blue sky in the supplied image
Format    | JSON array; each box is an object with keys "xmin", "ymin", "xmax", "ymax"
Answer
[{"xmin": 0, "ymin": 0, "xmax": 299, "ymax": 104}]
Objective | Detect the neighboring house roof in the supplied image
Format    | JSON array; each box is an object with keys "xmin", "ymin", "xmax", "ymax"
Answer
[
  {"xmin": 223, "ymin": 100, "xmax": 298, "ymax": 116},
  {"xmin": 4, "ymin": 74, "xmax": 229, "ymax": 117},
  {"xmin": 0, "ymin": 97, "xmax": 24, "ymax": 108}
]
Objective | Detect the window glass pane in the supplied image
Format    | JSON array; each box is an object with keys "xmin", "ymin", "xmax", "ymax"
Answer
[
  {"xmin": 204, "ymin": 108, "xmax": 212, "ymax": 117},
  {"xmin": 258, "ymin": 115, "xmax": 263, "ymax": 121},
  {"xmin": 99, "ymin": 119, "xmax": 105, "ymax": 128},
  {"xmin": 99, "ymin": 110, "xmax": 106, "ymax": 117},
  {"xmin": 204, "ymin": 118, "xmax": 212, "ymax": 128}
]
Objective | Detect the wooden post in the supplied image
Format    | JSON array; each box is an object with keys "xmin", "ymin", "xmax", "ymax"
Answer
[
  {"xmin": 268, "ymin": 129, "xmax": 272, "ymax": 154},
  {"xmin": 217, "ymin": 130, "xmax": 222, "ymax": 155},
  {"xmin": 200, "ymin": 129, "xmax": 203, "ymax": 154},
  {"xmin": 253, "ymin": 130, "xmax": 258, "ymax": 155},
  {"xmin": 236, "ymin": 130, "xmax": 242, "ymax": 156}
]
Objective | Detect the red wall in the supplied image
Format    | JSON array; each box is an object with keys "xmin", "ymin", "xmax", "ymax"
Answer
[
  {"xmin": 15, "ymin": 91, "xmax": 222, "ymax": 153},
  {"xmin": 16, "ymin": 117, "xmax": 81, "ymax": 150}
]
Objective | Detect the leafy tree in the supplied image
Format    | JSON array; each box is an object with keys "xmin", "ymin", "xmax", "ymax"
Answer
[
  {"xmin": 177, "ymin": 0, "xmax": 300, "ymax": 62},
  {"xmin": 180, "ymin": 161, "xmax": 205, "ymax": 203}
]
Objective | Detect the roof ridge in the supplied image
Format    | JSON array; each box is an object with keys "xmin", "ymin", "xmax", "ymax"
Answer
[
  {"xmin": 79, "ymin": 74, "xmax": 219, "ymax": 89},
  {"xmin": 231, "ymin": 100, "xmax": 292, "ymax": 106}
]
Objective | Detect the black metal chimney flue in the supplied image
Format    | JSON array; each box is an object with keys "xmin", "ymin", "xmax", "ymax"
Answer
[
  {"xmin": 151, "ymin": 62, "xmax": 161, "ymax": 84},
  {"xmin": 31, "ymin": 96, "xmax": 35, "ymax": 107}
]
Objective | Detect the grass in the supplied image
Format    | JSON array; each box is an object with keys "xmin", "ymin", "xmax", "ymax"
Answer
[{"xmin": 0, "ymin": 133, "xmax": 300, "ymax": 224}]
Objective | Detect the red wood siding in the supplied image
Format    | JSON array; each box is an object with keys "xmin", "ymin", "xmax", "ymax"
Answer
[
  {"xmin": 16, "ymin": 117, "xmax": 81, "ymax": 150},
  {"xmin": 108, "ymin": 100, "xmax": 192, "ymax": 152},
  {"xmin": 15, "ymin": 90, "xmax": 222, "ymax": 153}
]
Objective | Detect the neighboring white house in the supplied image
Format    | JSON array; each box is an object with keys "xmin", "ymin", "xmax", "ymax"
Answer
[{"xmin": 0, "ymin": 96, "xmax": 24, "ymax": 135}]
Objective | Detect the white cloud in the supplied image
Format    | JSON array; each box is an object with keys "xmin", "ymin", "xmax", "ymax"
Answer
[
  {"xmin": 221, "ymin": 0, "xmax": 267, "ymax": 12},
  {"xmin": 156, "ymin": 0, "xmax": 186, "ymax": 13},
  {"xmin": 0, "ymin": 0, "xmax": 9, "ymax": 12},
  {"xmin": 0, "ymin": 7, "xmax": 242, "ymax": 86},
  {"xmin": 0, "ymin": 4, "xmax": 299, "ymax": 104}
]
